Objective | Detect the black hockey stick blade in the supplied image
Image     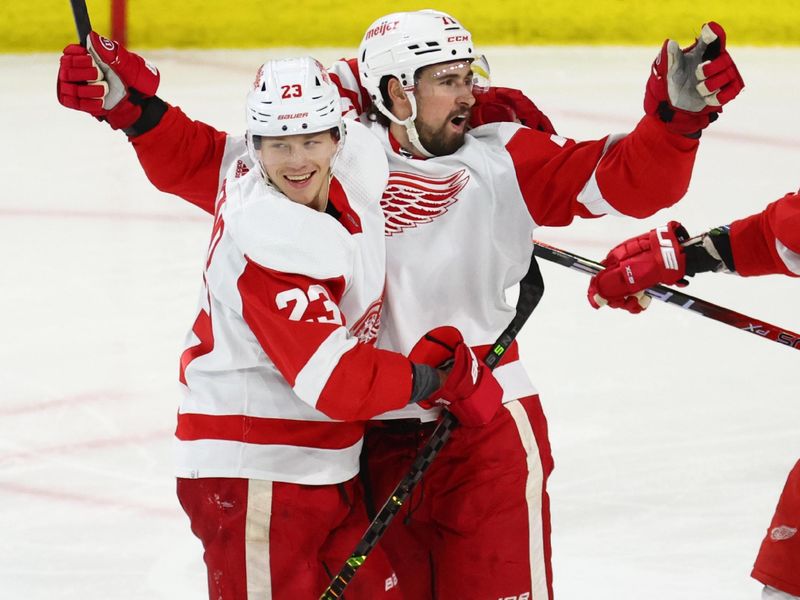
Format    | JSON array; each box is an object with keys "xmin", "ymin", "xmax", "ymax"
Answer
[
  {"xmin": 320, "ymin": 251, "xmax": 545, "ymax": 599},
  {"xmin": 533, "ymin": 241, "xmax": 800, "ymax": 351},
  {"xmin": 69, "ymin": 0, "xmax": 92, "ymax": 46}
]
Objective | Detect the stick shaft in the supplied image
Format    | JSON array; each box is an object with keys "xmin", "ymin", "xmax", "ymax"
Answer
[
  {"xmin": 533, "ymin": 241, "xmax": 800, "ymax": 351},
  {"xmin": 69, "ymin": 0, "xmax": 92, "ymax": 46},
  {"xmin": 320, "ymin": 253, "xmax": 545, "ymax": 599}
]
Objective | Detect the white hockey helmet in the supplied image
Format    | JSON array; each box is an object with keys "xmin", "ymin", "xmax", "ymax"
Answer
[
  {"xmin": 245, "ymin": 56, "xmax": 345, "ymax": 171},
  {"xmin": 358, "ymin": 9, "xmax": 475, "ymax": 156}
]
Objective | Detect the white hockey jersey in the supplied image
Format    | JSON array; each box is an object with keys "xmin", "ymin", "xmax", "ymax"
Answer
[
  {"xmin": 132, "ymin": 61, "xmax": 699, "ymax": 424},
  {"xmin": 324, "ymin": 59, "xmax": 700, "ymax": 420},
  {"xmin": 175, "ymin": 121, "xmax": 414, "ymax": 485}
]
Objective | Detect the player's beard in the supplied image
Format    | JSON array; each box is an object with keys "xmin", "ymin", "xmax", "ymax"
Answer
[{"xmin": 415, "ymin": 109, "xmax": 470, "ymax": 156}]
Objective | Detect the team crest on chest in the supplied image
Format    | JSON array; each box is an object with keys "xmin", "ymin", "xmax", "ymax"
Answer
[
  {"xmin": 350, "ymin": 297, "xmax": 383, "ymax": 344},
  {"xmin": 381, "ymin": 169, "xmax": 470, "ymax": 236}
]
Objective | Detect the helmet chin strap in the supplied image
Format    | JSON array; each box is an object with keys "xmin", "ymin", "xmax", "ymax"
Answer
[{"xmin": 377, "ymin": 92, "xmax": 434, "ymax": 158}]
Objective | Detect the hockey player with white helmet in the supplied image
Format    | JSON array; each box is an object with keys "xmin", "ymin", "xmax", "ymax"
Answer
[
  {"xmin": 60, "ymin": 48, "xmax": 506, "ymax": 599},
  {"xmin": 58, "ymin": 11, "xmax": 745, "ymax": 598},
  {"xmin": 355, "ymin": 9, "xmax": 476, "ymax": 157}
]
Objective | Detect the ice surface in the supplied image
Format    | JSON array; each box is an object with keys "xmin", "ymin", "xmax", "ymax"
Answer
[{"xmin": 1, "ymin": 46, "xmax": 798, "ymax": 599}]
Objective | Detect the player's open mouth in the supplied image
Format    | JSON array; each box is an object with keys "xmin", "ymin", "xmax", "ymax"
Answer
[
  {"xmin": 450, "ymin": 115, "xmax": 468, "ymax": 131},
  {"xmin": 284, "ymin": 172, "xmax": 315, "ymax": 187}
]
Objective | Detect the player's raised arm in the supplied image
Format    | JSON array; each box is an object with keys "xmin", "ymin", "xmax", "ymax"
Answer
[
  {"xmin": 57, "ymin": 32, "xmax": 231, "ymax": 213},
  {"xmin": 481, "ymin": 22, "xmax": 744, "ymax": 226}
]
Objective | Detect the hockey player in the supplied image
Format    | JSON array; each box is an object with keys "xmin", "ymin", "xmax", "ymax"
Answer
[
  {"xmin": 56, "ymin": 12, "xmax": 744, "ymax": 599},
  {"xmin": 61, "ymin": 47, "xmax": 505, "ymax": 599},
  {"xmin": 586, "ymin": 191, "xmax": 800, "ymax": 599}
]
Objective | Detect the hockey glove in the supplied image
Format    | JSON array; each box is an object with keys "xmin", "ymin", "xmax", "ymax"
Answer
[
  {"xmin": 588, "ymin": 221, "xmax": 690, "ymax": 314},
  {"xmin": 470, "ymin": 87, "xmax": 557, "ymax": 134},
  {"xmin": 644, "ymin": 22, "xmax": 744, "ymax": 137},
  {"xmin": 57, "ymin": 32, "xmax": 164, "ymax": 135},
  {"xmin": 409, "ymin": 326, "xmax": 503, "ymax": 427}
]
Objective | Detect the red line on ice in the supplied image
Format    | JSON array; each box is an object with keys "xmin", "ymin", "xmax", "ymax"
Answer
[
  {"xmin": 0, "ymin": 481, "xmax": 177, "ymax": 518},
  {"xmin": 0, "ymin": 391, "xmax": 133, "ymax": 417},
  {"xmin": 0, "ymin": 429, "xmax": 173, "ymax": 466},
  {"xmin": 0, "ymin": 207, "xmax": 207, "ymax": 223}
]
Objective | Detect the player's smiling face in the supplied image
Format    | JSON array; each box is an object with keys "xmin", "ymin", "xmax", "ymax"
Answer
[
  {"xmin": 259, "ymin": 131, "xmax": 338, "ymax": 211},
  {"xmin": 413, "ymin": 60, "xmax": 475, "ymax": 156}
]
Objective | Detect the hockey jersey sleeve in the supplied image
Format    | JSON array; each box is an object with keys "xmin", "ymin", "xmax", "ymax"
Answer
[
  {"xmin": 236, "ymin": 260, "xmax": 413, "ymax": 421},
  {"xmin": 495, "ymin": 114, "xmax": 699, "ymax": 225},
  {"xmin": 327, "ymin": 58, "xmax": 371, "ymax": 118},
  {"xmin": 130, "ymin": 105, "xmax": 238, "ymax": 214},
  {"xmin": 729, "ymin": 193, "xmax": 800, "ymax": 277}
]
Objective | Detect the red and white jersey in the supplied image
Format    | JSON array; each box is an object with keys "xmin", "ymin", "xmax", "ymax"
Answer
[
  {"xmin": 365, "ymin": 116, "xmax": 698, "ymax": 419},
  {"xmin": 325, "ymin": 58, "xmax": 700, "ymax": 419},
  {"xmin": 730, "ymin": 192, "xmax": 800, "ymax": 277},
  {"xmin": 132, "ymin": 65, "xmax": 699, "ymax": 422},
  {"xmin": 175, "ymin": 120, "xmax": 414, "ymax": 485}
]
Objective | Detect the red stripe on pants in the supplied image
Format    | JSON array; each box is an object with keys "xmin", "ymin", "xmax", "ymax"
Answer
[
  {"xmin": 176, "ymin": 477, "xmax": 403, "ymax": 599},
  {"xmin": 362, "ymin": 394, "xmax": 554, "ymax": 599}
]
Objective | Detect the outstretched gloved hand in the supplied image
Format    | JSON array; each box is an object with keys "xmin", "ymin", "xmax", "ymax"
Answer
[
  {"xmin": 57, "ymin": 32, "xmax": 161, "ymax": 133},
  {"xmin": 644, "ymin": 22, "xmax": 744, "ymax": 137},
  {"xmin": 588, "ymin": 221, "xmax": 690, "ymax": 314}
]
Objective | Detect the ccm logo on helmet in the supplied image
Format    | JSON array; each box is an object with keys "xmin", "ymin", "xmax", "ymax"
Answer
[
  {"xmin": 447, "ymin": 35, "xmax": 470, "ymax": 42},
  {"xmin": 656, "ymin": 226, "xmax": 679, "ymax": 270},
  {"xmin": 365, "ymin": 20, "xmax": 400, "ymax": 39},
  {"xmin": 278, "ymin": 113, "xmax": 309, "ymax": 120}
]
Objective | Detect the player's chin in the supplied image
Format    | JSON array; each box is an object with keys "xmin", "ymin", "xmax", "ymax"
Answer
[
  {"xmin": 441, "ymin": 131, "xmax": 467, "ymax": 155},
  {"xmin": 423, "ymin": 128, "xmax": 466, "ymax": 156}
]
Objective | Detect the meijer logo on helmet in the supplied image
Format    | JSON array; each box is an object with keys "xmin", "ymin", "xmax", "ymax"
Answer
[{"xmin": 365, "ymin": 20, "xmax": 400, "ymax": 39}]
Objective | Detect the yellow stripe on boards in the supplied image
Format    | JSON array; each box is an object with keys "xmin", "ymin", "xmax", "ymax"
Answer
[{"xmin": 4, "ymin": 0, "xmax": 800, "ymax": 52}]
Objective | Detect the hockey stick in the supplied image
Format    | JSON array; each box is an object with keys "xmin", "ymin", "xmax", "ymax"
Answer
[
  {"xmin": 320, "ymin": 251, "xmax": 545, "ymax": 599},
  {"xmin": 69, "ymin": 0, "xmax": 92, "ymax": 46},
  {"xmin": 533, "ymin": 241, "xmax": 800, "ymax": 351}
]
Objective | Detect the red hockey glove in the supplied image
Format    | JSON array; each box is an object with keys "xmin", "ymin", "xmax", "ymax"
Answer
[
  {"xmin": 644, "ymin": 22, "xmax": 744, "ymax": 137},
  {"xmin": 409, "ymin": 326, "xmax": 503, "ymax": 427},
  {"xmin": 588, "ymin": 222, "xmax": 690, "ymax": 314},
  {"xmin": 57, "ymin": 32, "xmax": 160, "ymax": 132},
  {"xmin": 471, "ymin": 87, "xmax": 557, "ymax": 134}
]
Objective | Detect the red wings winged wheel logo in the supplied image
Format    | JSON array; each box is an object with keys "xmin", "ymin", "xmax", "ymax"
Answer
[{"xmin": 381, "ymin": 169, "xmax": 470, "ymax": 236}]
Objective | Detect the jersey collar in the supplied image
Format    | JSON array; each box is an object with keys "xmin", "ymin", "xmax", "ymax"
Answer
[
  {"xmin": 388, "ymin": 130, "xmax": 427, "ymax": 161},
  {"xmin": 326, "ymin": 176, "xmax": 362, "ymax": 234}
]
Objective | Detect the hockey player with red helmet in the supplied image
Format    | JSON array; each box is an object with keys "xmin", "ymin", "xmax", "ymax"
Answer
[
  {"xmin": 57, "ymin": 11, "xmax": 744, "ymax": 598},
  {"xmin": 586, "ymin": 191, "xmax": 800, "ymax": 599}
]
